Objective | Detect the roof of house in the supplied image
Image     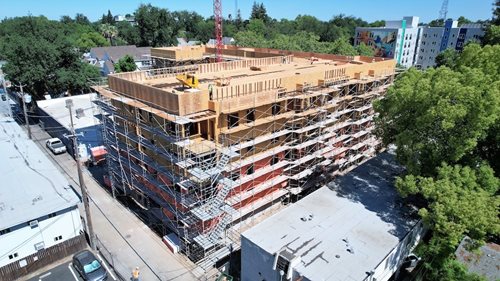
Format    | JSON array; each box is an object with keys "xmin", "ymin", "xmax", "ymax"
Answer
[
  {"xmin": 207, "ymin": 37, "xmax": 235, "ymax": 45},
  {"xmin": 104, "ymin": 60, "xmax": 115, "ymax": 74},
  {"xmin": 177, "ymin": 38, "xmax": 200, "ymax": 47},
  {"xmin": 455, "ymin": 237, "xmax": 500, "ymax": 281},
  {"xmin": 90, "ymin": 45, "xmax": 151, "ymax": 63},
  {"xmin": 242, "ymin": 151, "xmax": 419, "ymax": 281},
  {"xmin": 37, "ymin": 93, "xmax": 100, "ymax": 131},
  {"xmin": 0, "ymin": 96, "xmax": 80, "ymax": 230}
]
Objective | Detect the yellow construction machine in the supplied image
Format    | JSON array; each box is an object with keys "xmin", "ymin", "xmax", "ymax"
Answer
[{"xmin": 176, "ymin": 73, "xmax": 199, "ymax": 89}]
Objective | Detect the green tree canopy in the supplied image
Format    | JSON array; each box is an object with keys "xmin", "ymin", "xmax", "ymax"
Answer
[
  {"xmin": 75, "ymin": 31, "xmax": 110, "ymax": 52},
  {"xmin": 134, "ymin": 4, "xmax": 175, "ymax": 47},
  {"xmin": 250, "ymin": 1, "xmax": 270, "ymax": 23},
  {"xmin": 396, "ymin": 163, "xmax": 498, "ymax": 280},
  {"xmin": 374, "ymin": 45, "xmax": 500, "ymax": 176},
  {"xmin": 99, "ymin": 23, "xmax": 118, "ymax": 45},
  {"xmin": 0, "ymin": 16, "xmax": 100, "ymax": 98},
  {"xmin": 356, "ymin": 42, "xmax": 375, "ymax": 56},
  {"xmin": 114, "ymin": 55, "xmax": 137, "ymax": 73},
  {"xmin": 435, "ymin": 48, "xmax": 458, "ymax": 67}
]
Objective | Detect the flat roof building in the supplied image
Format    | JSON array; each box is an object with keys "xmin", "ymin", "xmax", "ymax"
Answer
[
  {"xmin": 241, "ymin": 152, "xmax": 425, "ymax": 281},
  {"xmin": 94, "ymin": 45, "xmax": 396, "ymax": 268},
  {"xmin": 354, "ymin": 16, "xmax": 420, "ymax": 68},
  {"xmin": 0, "ymin": 95, "xmax": 83, "ymax": 273},
  {"xmin": 36, "ymin": 93, "xmax": 103, "ymax": 160},
  {"xmin": 355, "ymin": 17, "xmax": 485, "ymax": 69}
]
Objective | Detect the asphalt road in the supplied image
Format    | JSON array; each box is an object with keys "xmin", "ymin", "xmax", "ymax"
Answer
[
  {"xmin": 27, "ymin": 253, "xmax": 118, "ymax": 281},
  {"xmin": 26, "ymin": 261, "xmax": 84, "ymax": 281}
]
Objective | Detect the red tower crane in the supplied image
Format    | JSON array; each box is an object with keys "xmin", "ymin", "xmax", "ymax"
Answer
[{"xmin": 214, "ymin": 0, "xmax": 223, "ymax": 62}]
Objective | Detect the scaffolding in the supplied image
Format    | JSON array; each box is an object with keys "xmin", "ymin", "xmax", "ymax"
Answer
[{"xmin": 94, "ymin": 45, "xmax": 396, "ymax": 272}]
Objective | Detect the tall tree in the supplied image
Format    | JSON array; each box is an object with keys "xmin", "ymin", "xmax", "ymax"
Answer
[
  {"xmin": 134, "ymin": 4, "xmax": 175, "ymax": 47},
  {"xmin": 0, "ymin": 16, "xmax": 100, "ymax": 98},
  {"xmin": 75, "ymin": 13, "xmax": 90, "ymax": 25},
  {"xmin": 99, "ymin": 23, "xmax": 118, "ymax": 45},
  {"xmin": 75, "ymin": 31, "xmax": 110, "ymax": 52},
  {"xmin": 493, "ymin": 0, "xmax": 500, "ymax": 25},
  {"xmin": 250, "ymin": 1, "xmax": 269, "ymax": 23},
  {"xmin": 106, "ymin": 10, "xmax": 114, "ymax": 24},
  {"xmin": 374, "ymin": 45, "xmax": 500, "ymax": 176},
  {"xmin": 60, "ymin": 15, "xmax": 74, "ymax": 24},
  {"xmin": 234, "ymin": 9, "xmax": 243, "ymax": 30}
]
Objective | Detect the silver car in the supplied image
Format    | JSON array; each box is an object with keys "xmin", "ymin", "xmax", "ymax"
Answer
[{"xmin": 46, "ymin": 138, "xmax": 67, "ymax": 154}]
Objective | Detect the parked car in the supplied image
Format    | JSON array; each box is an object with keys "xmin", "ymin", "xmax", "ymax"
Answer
[
  {"xmin": 72, "ymin": 250, "xmax": 108, "ymax": 281},
  {"xmin": 45, "ymin": 138, "xmax": 67, "ymax": 154}
]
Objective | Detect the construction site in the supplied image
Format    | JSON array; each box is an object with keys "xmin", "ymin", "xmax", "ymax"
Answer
[{"xmin": 93, "ymin": 44, "xmax": 396, "ymax": 269}]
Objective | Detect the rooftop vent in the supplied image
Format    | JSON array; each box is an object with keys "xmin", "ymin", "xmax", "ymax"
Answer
[
  {"xmin": 75, "ymin": 108, "xmax": 85, "ymax": 119},
  {"xmin": 300, "ymin": 214, "xmax": 314, "ymax": 222}
]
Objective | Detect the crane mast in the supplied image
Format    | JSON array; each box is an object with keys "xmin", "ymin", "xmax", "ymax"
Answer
[
  {"xmin": 214, "ymin": 0, "xmax": 223, "ymax": 62},
  {"xmin": 439, "ymin": 0, "xmax": 449, "ymax": 21}
]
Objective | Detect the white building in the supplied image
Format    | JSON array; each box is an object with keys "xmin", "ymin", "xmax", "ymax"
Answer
[
  {"xmin": 241, "ymin": 152, "xmax": 426, "ymax": 281},
  {"xmin": 0, "ymin": 96, "xmax": 82, "ymax": 268},
  {"xmin": 355, "ymin": 17, "xmax": 485, "ymax": 69},
  {"xmin": 37, "ymin": 93, "xmax": 103, "ymax": 160},
  {"xmin": 415, "ymin": 19, "xmax": 484, "ymax": 69},
  {"xmin": 355, "ymin": 16, "xmax": 420, "ymax": 68}
]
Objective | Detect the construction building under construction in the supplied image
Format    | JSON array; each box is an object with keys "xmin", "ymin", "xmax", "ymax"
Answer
[{"xmin": 94, "ymin": 45, "xmax": 396, "ymax": 268}]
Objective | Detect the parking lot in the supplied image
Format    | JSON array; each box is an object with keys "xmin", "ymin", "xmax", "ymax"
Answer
[{"xmin": 27, "ymin": 252, "xmax": 117, "ymax": 281}]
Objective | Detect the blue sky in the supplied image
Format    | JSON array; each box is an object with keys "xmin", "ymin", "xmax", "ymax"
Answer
[{"xmin": 0, "ymin": 0, "xmax": 494, "ymax": 23}]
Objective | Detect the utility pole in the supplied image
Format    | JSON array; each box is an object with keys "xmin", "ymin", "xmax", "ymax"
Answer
[
  {"xmin": 65, "ymin": 99, "xmax": 96, "ymax": 250},
  {"xmin": 17, "ymin": 84, "xmax": 32, "ymax": 139}
]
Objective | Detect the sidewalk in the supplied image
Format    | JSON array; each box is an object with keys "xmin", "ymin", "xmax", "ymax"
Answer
[{"xmin": 29, "ymin": 124, "xmax": 203, "ymax": 281}]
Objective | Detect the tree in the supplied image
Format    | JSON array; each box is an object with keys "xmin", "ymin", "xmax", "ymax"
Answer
[
  {"xmin": 294, "ymin": 15, "xmax": 325, "ymax": 36},
  {"xmin": 493, "ymin": 0, "xmax": 500, "ymax": 25},
  {"xmin": 321, "ymin": 14, "xmax": 367, "ymax": 42},
  {"xmin": 250, "ymin": 2, "xmax": 270, "ymax": 23},
  {"xmin": 234, "ymin": 9, "xmax": 243, "ymax": 30},
  {"xmin": 428, "ymin": 19, "xmax": 445, "ymax": 27},
  {"xmin": 134, "ymin": 4, "xmax": 175, "ymax": 47},
  {"xmin": 483, "ymin": 24, "xmax": 500, "ymax": 45},
  {"xmin": 356, "ymin": 42, "xmax": 374, "ymax": 56},
  {"xmin": 457, "ymin": 16, "xmax": 472, "ymax": 26},
  {"xmin": 234, "ymin": 30, "xmax": 267, "ymax": 48},
  {"xmin": 99, "ymin": 23, "xmax": 118, "ymax": 45},
  {"xmin": 0, "ymin": 16, "xmax": 100, "ymax": 98},
  {"xmin": 435, "ymin": 48, "xmax": 458, "ymax": 67},
  {"xmin": 75, "ymin": 13, "xmax": 90, "ymax": 25},
  {"xmin": 374, "ymin": 46, "xmax": 499, "ymax": 176},
  {"xmin": 396, "ymin": 163, "xmax": 499, "ymax": 280},
  {"xmin": 327, "ymin": 37, "xmax": 358, "ymax": 56},
  {"xmin": 60, "ymin": 15, "xmax": 74, "ymax": 24},
  {"xmin": 75, "ymin": 32, "xmax": 110, "ymax": 52},
  {"xmin": 106, "ymin": 10, "xmax": 114, "ymax": 24},
  {"xmin": 0, "ymin": 16, "xmax": 99, "ymax": 99},
  {"xmin": 247, "ymin": 19, "xmax": 266, "ymax": 36},
  {"xmin": 116, "ymin": 21, "xmax": 140, "ymax": 45},
  {"xmin": 114, "ymin": 55, "xmax": 137, "ymax": 73},
  {"xmin": 369, "ymin": 20, "xmax": 385, "ymax": 27}
]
